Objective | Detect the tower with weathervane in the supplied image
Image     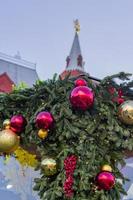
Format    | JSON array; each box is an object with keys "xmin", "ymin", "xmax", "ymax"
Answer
[{"xmin": 60, "ymin": 20, "xmax": 86, "ymax": 79}]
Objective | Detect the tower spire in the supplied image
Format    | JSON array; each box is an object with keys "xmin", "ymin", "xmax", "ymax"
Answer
[{"xmin": 60, "ymin": 20, "xmax": 85, "ymax": 79}]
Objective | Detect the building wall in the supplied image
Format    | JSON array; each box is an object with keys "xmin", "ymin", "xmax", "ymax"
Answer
[{"xmin": 0, "ymin": 59, "xmax": 38, "ymax": 87}]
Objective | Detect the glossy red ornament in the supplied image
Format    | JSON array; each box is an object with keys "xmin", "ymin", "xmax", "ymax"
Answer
[
  {"xmin": 96, "ymin": 171, "xmax": 115, "ymax": 190},
  {"xmin": 108, "ymin": 86, "xmax": 116, "ymax": 95},
  {"xmin": 117, "ymin": 97, "xmax": 125, "ymax": 105},
  {"xmin": 36, "ymin": 111, "xmax": 54, "ymax": 130},
  {"xmin": 75, "ymin": 78, "xmax": 87, "ymax": 87},
  {"xmin": 112, "ymin": 97, "xmax": 125, "ymax": 105},
  {"xmin": 70, "ymin": 86, "xmax": 94, "ymax": 111},
  {"xmin": 10, "ymin": 115, "xmax": 27, "ymax": 133},
  {"xmin": 118, "ymin": 88, "xmax": 123, "ymax": 97}
]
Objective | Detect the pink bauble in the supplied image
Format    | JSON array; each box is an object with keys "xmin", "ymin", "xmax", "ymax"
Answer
[
  {"xmin": 74, "ymin": 78, "xmax": 87, "ymax": 87},
  {"xmin": 70, "ymin": 86, "xmax": 94, "ymax": 111},
  {"xmin": 96, "ymin": 171, "xmax": 115, "ymax": 190},
  {"xmin": 36, "ymin": 111, "xmax": 54, "ymax": 130},
  {"xmin": 10, "ymin": 115, "xmax": 27, "ymax": 133}
]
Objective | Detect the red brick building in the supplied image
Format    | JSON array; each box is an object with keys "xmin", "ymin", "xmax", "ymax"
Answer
[{"xmin": 0, "ymin": 73, "xmax": 14, "ymax": 93}]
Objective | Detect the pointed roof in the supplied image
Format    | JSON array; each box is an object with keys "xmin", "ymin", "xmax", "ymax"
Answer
[
  {"xmin": 60, "ymin": 20, "xmax": 85, "ymax": 79},
  {"xmin": 66, "ymin": 32, "xmax": 84, "ymax": 71}
]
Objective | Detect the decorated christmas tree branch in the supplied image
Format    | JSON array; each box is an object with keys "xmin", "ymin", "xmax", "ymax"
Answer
[{"xmin": 0, "ymin": 73, "xmax": 132, "ymax": 199}]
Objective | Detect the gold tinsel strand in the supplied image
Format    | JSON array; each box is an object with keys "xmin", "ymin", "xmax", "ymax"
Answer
[{"xmin": 14, "ymin": 147, "xmax": 38, "ymax": 167}]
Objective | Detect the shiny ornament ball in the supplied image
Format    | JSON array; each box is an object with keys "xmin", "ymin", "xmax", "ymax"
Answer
[
  {"xmin": 38, "ymin": 129, "xmax": 48, "ymax": 139},
  {"xmin": 118, "ymin": 100, "xmax": 133, "ymax": 125},
  {"xmin": 101, "ymin": 165, "xmax": 112, "ymax": 172},
  {"xmin": 10, "ymin": 115, "xmax": 27, "ymax": 133},
  {"xmin": 96, "ymin": 171, "xmax": 115, "ymax": 190},
  {"xmin": 112, "ymin": 97, "xmax": 125, "ymax": 105},
  {"xmin": 75, "ymin": 78, "xmax": 87, "ymax": 87},
  {"xmin": 0, "ymin": 129, "xmax": 20, "ymax": 153},
  {"xmin": 41, "ymin": 158, "xmax": 57, "ymax": 176},
  {"xmin": 108, "ymin": 86, "xmax": 116, "ymax": 95},
  {"xmin": 36, "ymin": 111, "xmax": 54, "ymax": 130},
  {"xmin": 3, "ymin": 119, "xmax": 11, "ymax": 129},
  {"xmin": 117, "ymin": 97, "xmax": 125, "ymax": 105},
  {"xmin": 70, "ymin": 86, "xmax": 94, "ymax": 111},
  {"xmin": 118, "ymin": 88, "xmax": 123, "ymax": 97}
]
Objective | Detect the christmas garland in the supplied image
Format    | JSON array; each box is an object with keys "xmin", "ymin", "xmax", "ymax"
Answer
[{"xmin": 0, "ymin": 72, "xmax": 133, "ymax": 199}]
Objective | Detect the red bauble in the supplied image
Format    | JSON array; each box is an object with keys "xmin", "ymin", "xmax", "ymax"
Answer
[
  {"xmin": 75, "ymin": 78, "xmax": 87, "ymax": 87},
  {"xmin": 10, "ymin": 115, "xmax": 27, "ymax": 133},
  {"xmin": 96, "ymin": 171, "xmax": 115, "ymax": 190},
  {"xmin": 108, "ymin": 87, "xmax": 116, "ymax": 95},
  {"xmin": 118, "ymin": 88, "xmax": 123, "ymax": 97},
  {"xmin": 70, "ymin": 86, "xmax": 94, "ymax": 111},
  {"xmin": 112, "ymin": 97, "xmax": 125, "ymax": 105},
  {"xmin": 36, "ymin": 111, "xmax": 54, "ymax": 130},
  {"xmin": 117, "ymin": 97, "xmax": 125, "ymax": 105}
]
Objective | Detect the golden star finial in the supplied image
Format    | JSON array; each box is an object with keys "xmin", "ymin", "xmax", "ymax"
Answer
[{"xmin": 74, "ymin": 19, "xmax": 80, "ymax": 33}]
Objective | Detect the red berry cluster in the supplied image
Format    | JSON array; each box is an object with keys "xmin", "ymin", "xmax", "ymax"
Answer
[{"xmin": 63, "ymin": 155, "xmax": 77, "ymax": 198}]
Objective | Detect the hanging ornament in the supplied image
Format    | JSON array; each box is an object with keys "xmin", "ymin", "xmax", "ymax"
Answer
[
  {"xmin": 36, "ymin": 111, "xmax": 54, "ymax": 130},
  {"xmin": 101, "ymin": 164, "xmax": 112, "ymax": 172},
  {"xmin": 117, "ymin": 97, "xmax": 125, "ymax": 105},
  {"xmin": 3, "ymin": 119, "xmax": 11, "ymax": 129},
  {"xmin": 41, "ymin": 158, "xmax": 57, "ymax": 176},
  {"xmin": 63, "ymin": 176, "xmax": 74, "ymax": 198},
  {"xmin": 63, "ymin": 155, "xmax": 77, "ymax": 198},
  {"xmin": 118, "ymin": 100, "xmax": 133, "ymax": 125},
  {"xmin": 96, "ymin": 171, "xmax": 115, "ymax": 190},
  {"xmin": 118, "ymin": 88, "xmax": 123, "ymax": 97},
  {"xmin": 38, "ymin": 129, "xmax": 48, "ymax": 140},
  {"xmin": 10, "ymin": 115, "xmax": 27, "ymax": 133},
  {"xmin": 108, "ymin": 86, "xmax": 116, "ymax": 95},
  {"xmin": 70, "ymin": 86, "xmax": 94, "ymax": 111},
  {"xmin": 74, "ymin": 78, "xmax": 87, "ymax": 87},
  {"xmin": 64, "ymin": 155, "xmax": 77, "ymax": 177},
  {"xmin": 0, "ymin": 129, "xmax": 20, "ymax": 153},
  {"xmin": 112, "ymin": 97, "xmax": 125, "ymax": 105}
]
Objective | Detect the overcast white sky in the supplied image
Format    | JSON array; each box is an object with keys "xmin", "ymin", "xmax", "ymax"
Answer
[{"xmin": 0, "ymin": 0, "xmax": 133, "ymax": 80}]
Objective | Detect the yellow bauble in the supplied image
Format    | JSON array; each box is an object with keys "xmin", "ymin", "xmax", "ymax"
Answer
[
  {"xmin": 118, "ymin": 100, "xmax": 133, "ymax": 125},
  {"xmin": 101, "ymin": 165, "xmax": 112, "ymax": 172},
  {"xmin": 41, "ymin": 158, "xmax": 57, "ymax": 176},
  {"xmin": 38, "ymin": 129, "xmax": 48, "ymax": 139},
  {"xmin": 0, "ymin": 129, "xmax": 20, "ymax": 153},
  {"xmin": 3, "ymin": 119, "xmax": 11, "ymax": 129}
]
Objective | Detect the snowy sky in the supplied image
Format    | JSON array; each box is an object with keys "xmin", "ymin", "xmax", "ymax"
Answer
[{"xmin": 0, "ymin": 0, "xmax": 133, "ymax": 81}]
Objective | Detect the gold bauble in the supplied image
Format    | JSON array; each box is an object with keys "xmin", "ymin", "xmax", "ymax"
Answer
[
  {"xmin": 0, "ymin": 129, "xmax": 20, "ymax": 153},
  {"xmin": 118, "ymin": 100, "xmax": 133, "ymax": 125},
  {"xmin": 3, "ymin": 119, "xmax": 11, "ymax": 129},
  {"xmin": 41, "ymin": 158, "xmax": 57, "ymax": 176},
  {"xmin": 101, "ymin": 165, "xmax": 112, "ymax": 172},
  {"xmin": 38, "ymin": 129, "xmax": 48, "ymax": 139}
]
